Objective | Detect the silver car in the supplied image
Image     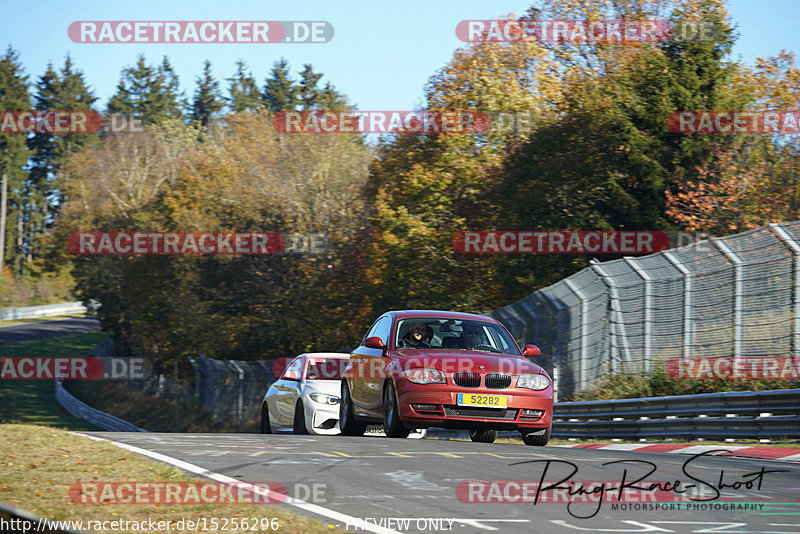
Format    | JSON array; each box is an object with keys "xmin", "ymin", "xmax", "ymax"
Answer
[{"xmin": 261, "ymin": 353, "xmax": 349, "ymax": 435}]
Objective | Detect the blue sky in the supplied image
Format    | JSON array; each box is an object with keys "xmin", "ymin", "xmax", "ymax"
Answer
[{"xmin": 1, "ymin": 0, "xmax": 798, "ymax": 111}]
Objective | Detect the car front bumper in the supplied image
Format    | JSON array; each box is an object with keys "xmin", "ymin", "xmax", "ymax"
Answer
[{"xmin": 395, "ymin": 379, "xmax": 553, "ymax": 431}]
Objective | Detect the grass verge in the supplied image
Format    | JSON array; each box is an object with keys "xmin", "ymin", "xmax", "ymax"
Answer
[
  {"xmin": 0, "ymin": 332, "xmax": 108, "ymax": 430},
  {"xmin": 0, "ymin": 424, "xmax": 345, "ymax": 533}
]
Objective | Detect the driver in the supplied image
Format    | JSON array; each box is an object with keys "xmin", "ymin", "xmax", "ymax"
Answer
[
  {"xmin": 460, "ymin": 324, "xmax": 484, "ymax": 349},
  {"xmin": 401, "ymin": 322, "xmax": 431, "ymax": 349}
]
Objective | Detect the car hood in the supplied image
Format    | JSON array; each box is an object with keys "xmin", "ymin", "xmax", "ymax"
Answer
[
  {"xmin": 301, "ymin": 379, "xmax": 342, "ymax": 397},
  {"xmin": 392, "ymin": 349, "xmax": 545, "ymax": 376}
]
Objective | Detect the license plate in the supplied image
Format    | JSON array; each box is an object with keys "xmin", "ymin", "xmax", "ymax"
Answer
[{"xmin": 457, "ymin": 393, "xmax": 507, "ymax": 408}]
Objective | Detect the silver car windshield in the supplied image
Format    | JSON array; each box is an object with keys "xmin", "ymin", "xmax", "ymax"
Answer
[{"xmin": 395, "ymin": 318, "xmax": 520, "ymax": 355}]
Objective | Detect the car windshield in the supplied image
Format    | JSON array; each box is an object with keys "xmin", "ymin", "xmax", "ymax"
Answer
[
  {"xmin": 395, "ymin": 318, "xmax": 520, "ymax": 355},
  {"xmin": 305, "ymin": 358, "xmax": 346, "ymax": 380}
]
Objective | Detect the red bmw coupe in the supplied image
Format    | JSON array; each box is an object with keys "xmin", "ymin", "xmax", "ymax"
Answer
[{"xmin": 339, "ymin": 310, "xmax": 553, "ymax": 445}]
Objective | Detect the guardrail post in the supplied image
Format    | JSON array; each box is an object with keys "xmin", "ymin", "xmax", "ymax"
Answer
[
  {"xmin": 712, "ymin": 238, "xmax": 743, "ymax": 362},
  {"xmin": 563, "ymin": 278, "xmax": 589, "ymax": 389},
  {"xmin": 663, "ymin": 251, "xmax": 693, "ymax": 359},
  {"xmin": 624, "ymin": 257, "xmax": 653, "ymax": 373},
  {"xmin": 769, "ymin": 223, "xmax": 800, "ymax": 355},
  {"xmin": 591, "ymin": 261, "xmax": 633, "ymax": 372}
]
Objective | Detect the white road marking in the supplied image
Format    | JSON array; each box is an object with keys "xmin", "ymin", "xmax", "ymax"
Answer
[
  {"xmin": 81, "ymin": 434, "xmax": 403, "ymax": 534},
  {"xmin": 551, "ymin": 519, "xmax": 674, "ymax": 532}
]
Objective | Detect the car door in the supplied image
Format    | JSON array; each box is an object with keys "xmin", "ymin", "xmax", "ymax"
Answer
[
  {"xmin": 351, "ymin": 315, "xmax": 393, "ymax": 418},
  {"xmin": 272, "ymin": 356, "xmax": 304, "ymax": 428}
]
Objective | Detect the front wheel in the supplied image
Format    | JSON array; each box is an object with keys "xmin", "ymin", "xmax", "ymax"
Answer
[
  {"xmin": 469, "ymin": 429, "xmax": 498, "ymax": 443},
  {"xmin": 339, "ymin": 381, "xmax": 367, "ymax": 436},
  {"xmin": 293, "ymin": 400, "xmax": 308, "ymax": 434},
  {"xmin": 383, "ymin": 381, "xmax": 410, "ymax": 438},
  {"xmin": 521, "ymin": 424, "xmax": 551, "ymax": 446},
  {"xmin": 260, "ymin": 403, "xmax": 272, "ymax": 434}
]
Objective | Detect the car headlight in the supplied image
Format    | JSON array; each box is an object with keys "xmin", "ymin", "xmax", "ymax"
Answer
[
  {"xmin": 309, "ymin": 393, "xmax": 339, "ymax": 405},
  {"xmin": 517, "ymin": 373, "xmax": 550, "ymax": 390},
  {"xmin": 401, "ymin": 368, "xmax": 446, "ymax": 384}
]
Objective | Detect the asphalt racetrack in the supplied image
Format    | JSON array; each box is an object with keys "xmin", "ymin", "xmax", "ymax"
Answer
[{"xmin": 87, "ymin": 431, "xmax": 800, "ymax": 534}]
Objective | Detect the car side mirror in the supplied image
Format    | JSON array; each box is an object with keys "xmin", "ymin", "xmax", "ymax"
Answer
[
  {"xmin": 523, "ymin": 344, "xmax": 541, "ymax": 357},
  {"xmin": 364, "ymin": 336, "xmax": 386, "ymax": 350}
]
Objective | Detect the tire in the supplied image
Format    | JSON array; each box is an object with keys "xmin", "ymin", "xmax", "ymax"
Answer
[
  {"xmin": 293, "ymin": 400, "xmax": 308, "ymax": 434},
  {"xmin": 469, "ymin": 429, "xmax": 498, "ymax": 443},
  {"xmin": 521, "ymin": 425, "xmax": 551, "ymax": 446},
  {"xmin": 260, "ymin": 403, "xmax": 272, "ymax": 434},
  {"xmin": 383, "ymin": 381, "xmax": 410, "ymax": 438},
  {"xmin": 339, "ymin": 381, "xmax": 367, "ymax": 436}
]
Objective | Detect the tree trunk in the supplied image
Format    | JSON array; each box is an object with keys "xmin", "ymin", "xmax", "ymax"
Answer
[
  {"xmin": 0, "ymin": 169, "xmax": 7, "ymax": 270},
  {"xmin": 16, "ymin": 208, "xmax": 23, "ymax": 276}
]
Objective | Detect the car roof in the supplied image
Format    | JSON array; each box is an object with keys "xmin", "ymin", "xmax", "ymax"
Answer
[{"xmin": 389, "ymin": 310, "xmax": 498, "ymax": 322}]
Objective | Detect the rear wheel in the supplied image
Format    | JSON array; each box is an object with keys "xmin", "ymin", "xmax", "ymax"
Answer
[
  {"xmin": 521, "ymin": 425, "xmax": 551, "ymax": 446},
  {"xmin": 469, "ymin": 429, "xmax": 498, "ymax": 443},
  {"xmin": 383, "ymin": 381, "xmax": 410, "ymax": 438},
  {"xmin": 339, "ymin": 381, "xmax": 367, "ymax": 436},
  {"xmin": 260, "ymin": 403, "xmax": 272, "ymax": 434},
  {"xmin": 293, "ymin": 400, "xmax": 308, "ymax": 434}
]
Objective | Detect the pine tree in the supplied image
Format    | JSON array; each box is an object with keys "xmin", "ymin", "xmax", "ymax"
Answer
[
  {"xmin": 108, "ymin": 54, "xmax": 186, "ymax": 124},
  {"xmin": 317, "ymin": 81, "xmax": 351, "ymax": 111},
  {"xmin": 190, "ymin": 60, "xmax": 224, "ymax": 126},
  {"xmin": 29, "ymin": 55, "xmax": 98, "ymax": 225},
  {"xmin": 0, "ymin": 46, "xmax": 31, "ymax": 269},
  {"xmin": 297, "ymin": 64, "xmax": 323, "ymax": 110},
  {"xmin": 261, "ymin": 58, "xmax": 298, "ymax": 112},
  {"xmin": 226, "ymin": 59, "xmax": 260, "ymax": 113}
]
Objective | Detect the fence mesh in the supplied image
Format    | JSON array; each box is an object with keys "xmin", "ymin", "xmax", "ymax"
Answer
[{"xmin": 487, "ymin": 222, "xmax": 800, "ymax": 397}]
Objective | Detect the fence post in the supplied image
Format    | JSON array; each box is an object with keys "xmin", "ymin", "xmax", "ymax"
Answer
[
  {"xmin": 517, "ymin": 300, "xmax": 541, "ymax": 343},
  {"xmin": 663, "ymin": 251, "xmax": 693, "ymax": 360},
  {"xmin": 563, "ymin": 278, "xmax": 589, "ymax": 389},
  {"xmin": 769, "ymin": 223, "xmax": 800, "ymax": 355},
  {"xmin": 541, "ymin": 291, "xmax": 565, "ymax": 402},
  {"xmin": 624, "ymin": 257, "xmax": 653, "ymax": 373},
  {"xmin": 712, "ymin": 238, "xmax": 743, "ymax": 363},
  {"xmin": 591, "ymin": 261, "xmax": 633, "ymax": 372}
]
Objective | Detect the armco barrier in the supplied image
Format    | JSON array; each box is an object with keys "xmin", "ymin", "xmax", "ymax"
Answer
[
  {"xmin": 551, "ymin": 388, "xmax": 800, "ymax": 439},
  {"xmin": 54, "ymin": 380, "xmax": 147, "ymax": 432},
  {"xmin": 428, "ymin": 389, "xmax": 800, "ymax": 440},
  {"xmin": 0, "ymin": 302, "xmax": 87, "ymax": 321}
]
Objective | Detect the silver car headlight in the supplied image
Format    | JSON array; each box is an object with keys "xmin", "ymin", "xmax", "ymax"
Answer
[
  {"xmin": 517, "ymin": 373, "xmax": 550, "ymax": 390},
  {"xmin": 309, "ymin": 393, "xmax": 340, "ymax": 405}
]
